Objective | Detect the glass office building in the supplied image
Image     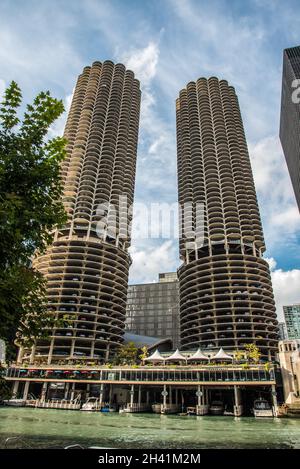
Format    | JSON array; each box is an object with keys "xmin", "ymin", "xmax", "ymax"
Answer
[
  {"xmin": 280, "ymin": 45, "xmax": 300, "ymax": 211},
  {"xmin": 283, "ymin": 304, "xmax": 300, "ymax": 339}
]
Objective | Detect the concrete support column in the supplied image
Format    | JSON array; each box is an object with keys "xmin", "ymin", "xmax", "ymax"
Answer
[
  {"xmin": 109, "ymin": 384, "xmax": 113, "ymax": 404},
  {"xmin": 29, "ymin": 343, "xmax": 36, "ymax": 364},
  {"xmin": 146, "ymin": 391, "xmax": 150, "ymax": 405},
  {"xmin": 105, "ymin": 344, "xmax": 110, "ymax": 361},
  {"xmin": 234, "ymin": 385, "xmax": 243, "ymax": 416},
  {"xmin": 64, "ymin": 382, "xmax": 70, "ymax": 400},
  {"xmin": 196, "ymin": 385, "xmax": 209, "ymax": 415},
  {"xmin": 197, "ymin": 385, "xmax": 201, "ymax": 407},
  {"xmin": 40, "ymin": 382, "xmax": 48, "ymax": 402},
  {"xmin": 12, "ymin": 381, "xmax": 19, "ymax": 397},
  {"xmin": 138, "ymin": 386, "xmax": 141, "ymax": 405},
  {"xmin": 163, "ymin": 384, "xmax": 167, "ymax": 410},
  {"xmin": 86, "ymin": 384, "xmax": 90, "ymax": 399},
  {"xmin": 175, "ymin": 388, "xmax": 178, "ymax": 405},
  {"xmin": 99, "ymin": 384, "xmax": 104, "ymax": 405},
  {"xmin": 70, "ymin": 382, "xmax": 75, "ymax": 401},
  {"xmin": 271, "ymin": 384, "xmax": 278, "ymax": 417},
  {"xmin": 70, "ymin": 340, "xmax": 75, "ymax": 358},
  {"xmin": 130, "ymin": 385, "xmax": 134, "ymax": 406},
  {"xmin": 23, "ymin": 381, "xmax": 30, "ymax": 401},
  {"xmin": 47, "ymin": 340, "xmax": 54, "ymax": 365},
  {"xmin": 169, "ymin": 386, "xmax": 172, "ymax": 405},
  {"xmin": 90, "ymin": 341, "xmax": 95, "ymax": 358}
]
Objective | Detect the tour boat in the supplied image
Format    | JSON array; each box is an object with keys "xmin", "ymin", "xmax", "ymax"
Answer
[{"xmin": 253, "ymin": 398, "xmax": 273, "ymax": 418}]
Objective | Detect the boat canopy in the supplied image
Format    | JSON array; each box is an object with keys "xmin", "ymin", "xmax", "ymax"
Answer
[
  {"xmin": 187, "ymin": 348, "xmax": 209, "ymax": 361},
  {"xmin": 211, "ymin": 348, "xmax": 233, "ymax": 361},
  {"xmin": 165, "ymin": 349, "xmax": 186, "ymax": 362},
  {"xmin": 144, "ymin": 349, "xmax": 165, "ymax": 363}
]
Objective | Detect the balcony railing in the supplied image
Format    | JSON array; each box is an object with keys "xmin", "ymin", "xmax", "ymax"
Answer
[{"xmin": 6, "ymin": 365, "xmax": 275, "ymax": 384}]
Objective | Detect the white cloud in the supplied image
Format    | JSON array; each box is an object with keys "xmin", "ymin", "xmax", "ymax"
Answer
[
  {"xmin": 122, "ymin": 41, "xmax": 159, "ymax": 86},
  {"xmin": 271, "ymin": 267, "xmax": 300, "ymax": 321},
  {"xmin": 249, "ymin": 135, "xmax": 300, "ymax": 252},
  {"xmin": 266, "ymin": 257, "xmax": 277, "ymax": 272},
  {"xmin": 129, "ymin": 240, "xmax": 179, "ymax": 284},
  {"xmin": 251, "ymin": 257, "xmax": 300, "ymax": 322},
  {"xmin": 0, "ymin": 3, "xmax": 82, "ymax": 100},
  {"xmin": 119, "ymin": 40, "xmax": 177, "ymax": 198}
]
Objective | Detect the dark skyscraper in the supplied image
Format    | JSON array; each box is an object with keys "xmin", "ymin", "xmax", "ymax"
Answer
[
  {"xmin": 126, "ymin": 272, "xmax": 180, "ymax": 347},
  {"xmin": 176, "ymin": 77, "xmax": 278, "ymax": 359},
  {"xmin": 18, "ymin": 61, "xmax": 141, "ymax": 365},
  {"xmin": 280, "ymin": 45, "xmax": 300, "ymax": 211}
]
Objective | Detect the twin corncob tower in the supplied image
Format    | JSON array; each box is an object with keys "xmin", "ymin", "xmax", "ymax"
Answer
[
  {"xmin": 19, "ymin": 61, "xmax": 141, "ymax": 364},
  {"xmin": 177, "ymin": 78, "xmax": 277, "ymax": 358},
  {"xmin": 18, "ymin": 61, "xmax": 278, "ymax": 364}
]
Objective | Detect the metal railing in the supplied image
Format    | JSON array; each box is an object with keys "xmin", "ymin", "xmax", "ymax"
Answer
[{"xmin": 6, "ymin": 365, "xmax": 275, "ymax": 383}]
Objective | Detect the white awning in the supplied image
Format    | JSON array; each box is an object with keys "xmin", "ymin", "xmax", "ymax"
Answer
[
  {"xmin": 144, "ymin": 349, "xmax": 165, "ymax": 362},
  {"xmin": 187, "ymin": 348, "xmax": 209, "ymax": 361},
  {"xmin": 211, "ymin": 348, "xmax": 233, "ymax": 360},
  {"xmin": 165, "ymin": 349, "xmax": 187, "ymax": 361}
]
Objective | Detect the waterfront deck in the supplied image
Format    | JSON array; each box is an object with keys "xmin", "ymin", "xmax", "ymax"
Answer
[
  {"xmin": 5, "ymin": 364, "xmax": 279, "ymax": 417},
  {"xmin": 6, "ymin": 364, "xmax": 276, "ymax": 386}
]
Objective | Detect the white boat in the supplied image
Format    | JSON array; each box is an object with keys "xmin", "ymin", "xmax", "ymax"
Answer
[
  {"xmin": 253, "ymin": 398, "xmax": 273, "ymax": 418},
  {"xmin": 3, "ymin": 399, "xmax": 26, "ymax": 407},
  {"xmin": 161, "ymin": 404, "xmax": 181, "ymax": 414},
  {"xmin": 81, "ymin": 397, "xmax": 101, "ymax": 411},
  {"xmin": 152, "ymin": 404, "xmax": 162, "ymax": 413},
  {"xmin": 186, "ymin": 406, "xmax": 196, "ymax": 415}
]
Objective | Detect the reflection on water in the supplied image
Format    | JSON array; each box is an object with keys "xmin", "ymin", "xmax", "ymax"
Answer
[{"xmin": 0, "ymin": 408, "xmax": 300, "ymax": 449}]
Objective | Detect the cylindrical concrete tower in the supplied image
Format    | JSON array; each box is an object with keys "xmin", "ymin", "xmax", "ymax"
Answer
[
  {"xmin": 176, "ymin": 77, "xmax": 278, "ymax": 359},
  {"xmin": 20, "ymin": 61, "xmax": 141, "ymax": 364}
]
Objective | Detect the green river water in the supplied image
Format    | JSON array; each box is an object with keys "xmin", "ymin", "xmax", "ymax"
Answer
[{"xmin": 0, "ymin": 408, "xmax": 300, "ymax": 449}]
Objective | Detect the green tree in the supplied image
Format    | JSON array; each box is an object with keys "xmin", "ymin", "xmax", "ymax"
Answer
[
  {"xmin": 113, "ymin": 342, "xmax": 139, "ymax": 365},
  {"xmin": 0, "ymin": 81, "xmax": 67, "ymax": 358},
  {"xmin": 245, "ymin": 343, "xmax": 261, "ymax": 363},
  {"xmin": 139, "ymin": 346, "xmax": 148, "ymax": 362},
  {"xmin": 234, "ymin": 350, "xmax": 245, "ymax": 363}
]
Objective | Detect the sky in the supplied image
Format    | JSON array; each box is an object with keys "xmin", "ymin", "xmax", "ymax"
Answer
[{"xmin": 0, "ymin": 0, "xmax": 299, "ymax": 320}]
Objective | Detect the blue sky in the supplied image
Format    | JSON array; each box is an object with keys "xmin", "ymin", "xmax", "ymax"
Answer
[{"xmin": 0, "ymin": 0, "xmax": 299, "ymax": 319}]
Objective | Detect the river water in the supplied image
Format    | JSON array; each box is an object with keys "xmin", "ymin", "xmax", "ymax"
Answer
[{"xmin": 0, "ymin": 408, "xmax": 300, "ymax": 449}]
